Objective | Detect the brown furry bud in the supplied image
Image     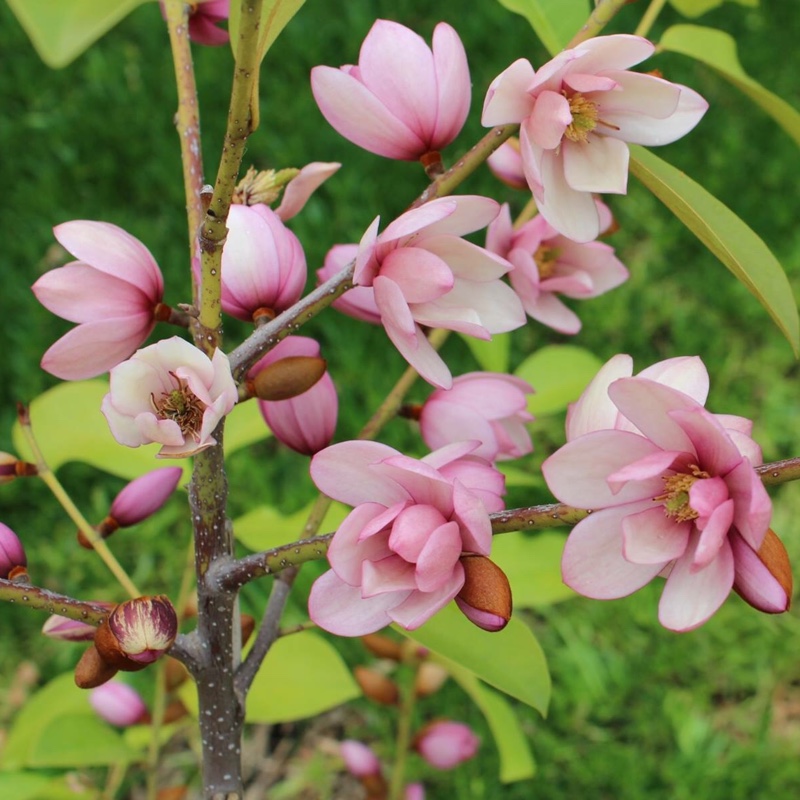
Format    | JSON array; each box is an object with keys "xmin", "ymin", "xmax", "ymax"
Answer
[
  {"xmin": 248, "ymin": 356, "xmax": 327, "ymax": 401},
  {"xmin": 455, "ymin": 555, "xmax": 512, "ymax": 632},
  {"xmin": 74, "ymin": 645, "xmax": 118, "ymax": 689},
  {"xmin": 354, "ymin": 666, "xmax": 399, "ymax": 706}
]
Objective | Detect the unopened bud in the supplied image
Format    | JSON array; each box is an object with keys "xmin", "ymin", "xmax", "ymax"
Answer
[
  {"xmin": 340, "ymin": 739, "xmax": 381, "ymax": 778},
  {"xmin": 413, "ymin": 720, "xmax": 479, "ymax": 770},
  {"xmin": 94, "ymin": 595, "xmax": 178, "ymax": 671},
  {"xmin": 110, "ymin": 467, "xmax": 183, "ymax": 527},
  {"xmin": 0, "ymin": 452, "xmax": 37, "ymax": 484},
  {"xmin": 414, "ymin": 661, "xmax": 449, "ymax": 698},
  {"xmin": 354, "ymin": 666, "xmax": 399, "ymax": 706},
  {"xmin": 248, "ymin": 356, "xmax": 327, "ymax": 401},
  {"xmin": 42, "ymin": 607, "xmax": 112, "ymax": 642},
  {"xmin": 361, "ymin": 633, "xmax": 403, "ymax": 661},
  {"xmin": 733, "ymin": 528, "xmax": 793, "ymax": 614},
  {"xmin": 0, "ymin": 523, "xmax": 27, "ymax": 580},
  {"xmin": 90, "ymin": 681, "xmax": 149, "ymax": 726},
  {"xmin": 454, "ymin": 555, "xmax": 512, "ymax": 632},
  {"xmin": 75, "ymin": 644, "xmax": 118, "ymax": 689}
]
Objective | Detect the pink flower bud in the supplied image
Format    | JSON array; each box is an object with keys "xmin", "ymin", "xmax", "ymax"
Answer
[
  {"xmin": 253, "ymin": 337, "xmax": 338, "ymax": 456},
  {"xmin": 340, "ymin": 740, "xmax": 381, "ymax": 778},
  {"xmin": 405, "ymin": 783, "xmax": 426, "ymax": 800},
  {"xmin": 486, "ymin": 138, "xmax": 527, "ymax": 190},
  {"xmin": 90, "ymin": 681, "xmax": 148, "ymax": 726},
  {"xmin": 160, "ymin": 0, "xmax": 230, "ymax": 47},
  {"xmin": 95, "ymin": 595, "xmax": 178, "ymax": 670},
  {"xmin": 454, "ymin": 555, "xmax": 512, "ymax": 632},
  {"xmin": 420, "ymin": 372, "xmax": 534, "ymax": 462},
  {"xmin": 42, "ymin": 606, "xmax": 113, "ymax": 642},
  {"xmin": 221, "ymin": 204, "xmax": 307, "ymax": 323},
  {"xmin": 312, "ymin": 20, "xmax": 471, "ymax": 161},
  {"xmin": 110, "ymin": 467, "xmax": 183, "ymax": 528},
  {"xmin": 32, "ymin": 221, "xmax": 165, "ymax": 380},
  {"xmin": 0, "ymin": 523, "xmax": 26, "ymax": 579},
  {"xmin": 414, "ymin": 721, "xmax": 479, "ymax": 770}
]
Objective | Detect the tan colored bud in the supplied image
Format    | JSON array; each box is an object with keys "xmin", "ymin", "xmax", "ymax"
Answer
[
  {"xmin": 758, "ymin": 529, "xmax": 793, "ymax": 605},
  {"xmin": 455, "ymin": 555, "xmax": 512, "ymax": 632},
  {"xmin": 74, "ymin": 645, "xmax": 118, "ymax": 689},
  {"xmin": 248, "ymin": 356, "xmax": 327, "ymax": 401},
  {"xmin": 414, "ymin": 661, "xmax": 449, "ymax": 698},
  {"xmin": 354, "ymin": 666, "xmax": 399, "ymax": 706},
  {"xmin": 361, "ymin": 633, "xmax": 403, "ymax": 661}
]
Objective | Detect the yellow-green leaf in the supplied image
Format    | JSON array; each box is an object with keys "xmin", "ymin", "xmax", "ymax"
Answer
[
  {"xmin": 629, "ymin": 146, "xmax": 799, "ymax": 355},
  {"xmin": 669, "ymin": 0, "xmax": 756, "ymax": 18},
  {"xmin": 233, "ymin": 501, "xmax": 349, "ymax": 551},
  {"xmin": 229, "ymin": 0, "xmax": 306, "ymax": 62},
  {"xmin": 660, "ymin": 25, "xmax": 800, "ymax": 148},
  {"xmin": 495, "ymin": 0, "xmax": 590, "ymax": 55},
  {"xmin": 6, "ymin": 0, "xmax": 147, "ymax": 69}
]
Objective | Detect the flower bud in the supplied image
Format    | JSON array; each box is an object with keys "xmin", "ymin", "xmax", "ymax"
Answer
[
  {"xmin": 90, "ymin": 681, "xmax": 149, "ymax": 726},
  {"xmin": 0, "ymin": 523, "xmax": 27, "ymax": 579},
  {"xmin": 75, "ymin": 644, "xmax": 118, "ymax": 689},
  {"xmin": 0, "ymin": 452, "xmax": 37, "ymax": 484},
  {"xmin": 733, "ymin": 528, "xmax": 793, "ymax": 614},
  {"xmin": 454, "ymin": 555, "xmax": 512, "ymax": 632},
  {"xmin": 94, "ymin": 595, "xmax": 178, "ymax": 671},
  {"xmin": 340, "ymin": 740, "xmax": 381, "ymax": 778},
  {"xmin": 414, "ymin": 661, "xmax": 449, "ymax": 698},
  {"xmin": 405, "ymin": 783, "xmax": 426, "ymax": 800},
  {"xmin": 42, "ymin": 606, "xmax": 112, "ymax": 642},
  {"xmin": 354, "ymin": 666, "xmax": 399, "ymax": 706},
  {"xmin": 361, "ymin": 633, "xmax": 404, "ymax": 661},
  {"xmin": 248, "ymin": 356, "xmax": 327, "ymax": 401},
  {"xmin": 414, "ymin": 720, "xmax": 479, "ymax": 770},
  {"xmin": 486, "ymin": 138, "xmax": 527, "ymax": 190}
]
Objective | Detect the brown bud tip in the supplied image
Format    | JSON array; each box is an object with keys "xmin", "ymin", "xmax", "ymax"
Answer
[
  {"xmin": 75, "ymin": 645, "xmax": 118, "ymax": 689},
  {"xmin": 361, "ymin": 633, "xmax": 404, "ymax": 661},
  {"xmin": 353, "ymin": 665, "xmax": 399, "ymax": 706},
  {"xmin": 414, "ymin": 661, "xmax": 450, "ymax": 698},
  {"xmin": 240, "ymin": 613, "xmax": 256, "ymax": 645},
  {"xmin": 455, "ymin": 555, "xmax": 512, "ymax": 632},
  {"xmin": 16, "ymin": 403, "xmax": 31, "ymax": 426},
  {"xmin": 7, "ymin": 565, "xmax": 30, "ymax": 583},
  {"xmin": 760, "ymin": 529, "xmax": 793, "ymax": 606},
  {"xmin": 251, "ymin": 356, "xmax": 327, "ymax": 401}
]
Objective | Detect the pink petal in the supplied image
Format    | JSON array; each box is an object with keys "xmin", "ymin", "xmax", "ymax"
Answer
[
  {"xmin": 528, "ymin": 90, "xmax": 571, "ymax": 149},
  {"xmin": 481, "ymin": 58, "xmax": 536, "ymax": 126},
  {"xmin": 430, "ymin": 22, "xmax": 471, "ymax": 147},
  {"xmin": 485, "ymin": 203, "xmax": 514, "ymax": 257},
  {"xmin": 389, "ymin": 504, "xmax": 450, "ymax": 562},
  {"xmin": 275, "ymin": 162, "xmax": 341, "ymax": 220},
  {"xmin": 636, "ymin": 356, "xmax": 709, "ymax": 405},
  {"xmin": 362, "ymin": 554, "xmax": 418, "ymax": 595},
  {"xmin": 566, "ymin": 354, "xmax": 633, "ymax": 441},
  {"xmin": 380, "ymin": 248, "xmax": 454, "ymax": 303},
  {"xmin": 693, "ymin": 498, "xmax": 734, "ymax": 569},
  {"xmin": 667, "ymin": 407, "xmax": 743, "ymax": 477},
  {"xmin": 421, "ymin": 236, "xmax": 512, "ymax": 282},
  {"xmin": 658, "ymin": 532, "xmax": 734, "ymax": 631},
  {"xmin": 517, "ymin": 290, "xmax": 581, "ymax": 334},
  {"xmin": 724, "ymin": 459, "xmax": 771, "ymax": 550},
  {"xmin": 566, "ymin": 34, "xmax": 654, "ymax": 74},
  {"xmin": 381, "ymin": 199, "xmax": 459, "ymax": 244},
  {"xmin": 414, "ymin": 521, "xmax": 463, "ymax": 592},
  {"xmin": 380, "ymin": 455, "xmax": 454, "ymax": 512},
  {"xmin": 622, "ymin": 505, "xmax": 690, "ymax": 564},
  {"xmin": 562, "ymin": 137, "xmax": 630, "ymax": 194},
  {"xmin": 388, "ymin": 564, "xmax": 465, "ymax": 630},
  {"xmin": 607, "ymin": 448, "xmax": 686, "ymax": 494},
  {"xmin": 731, "ymin": 531, "xmax": 790, "ymax": 614},
  {"xmin": 451, "ymin": 479, "xmax": 492, "ymax": 554}
]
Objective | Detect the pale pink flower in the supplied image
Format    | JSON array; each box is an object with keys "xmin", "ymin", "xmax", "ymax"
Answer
[
  {"xmin": 542, "ymin": 359, "xmax": 772, "ymax": 631},
  {"xmin": 420, "ymin": 372, "xmax": 534, "ymax": 461},
  {"xmin": 252, "ymin": 337, "xmax": 337, "ymax": 455},
  {"xmin": 308, "ymin": 441, "xmax": 504, "ymax": 636},
  {"xmin": 340, "ymin": 740, "xmax": 381, "ymax": 778},
  {"xmin": 33, "ymin": 221, "xmax": 164, "ymax": 380},
  {"xmin": 221, "ymin": 204, "xmax": 307, "ymax": 323},
  {"xmin": 110, "ymin": 467, "xmax": 183, "ymax": 527},
  {"xmin": 486, "ymin": 138, "xmax": 527, "ymax": 190},
  {"xmin": 355, "ymin": 196, "xmax": 525, "ymax": 389},
  {"xmin": 0, "ymin": 523, "xmax": 26, "ymax": 579},
  {"xmin": 487, "ymin": 201, "xmax": 628, "ymax": 334},
  {"xmin": 160, "ymin": 0, "xmax": 230, "ymax": 46},
  {"xmin": 482, "ymin": 35, "xmax": 708, "ymax": 242},
  {"xmin": 317, "ymin": 244, "xmax": 382, "ymax": 325},
  {"xmin": 90, "ymin": 681, "xmax": 148, "ymax": 727},
  {"xmin": 274, "ymin": 162, "xmax": 340, "ymax": 221},
  {"xmin": 415, "ymin": 720, "xmax": 479, "ymax": 770},
  {"xmin": 101, "ymin": 337, "xmax": 237, "ymax": 458},
  {"xmin": 312, "ymin": 20, "xmax": 471, "ymax": 160}
]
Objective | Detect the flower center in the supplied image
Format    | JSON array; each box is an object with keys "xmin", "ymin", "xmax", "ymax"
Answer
[
  {"xmin": 564, "ymin": 92, "xmax": 600, "ymax": 143},
  {"xmin": 654, "ymin": 464, "xmax": 710, "ymax": 522},
  {"xmin": 152, "ymin": 372, "xmax": 205, "ymax": 440},
  {"xmin": 533, "ymin": 244, "xmax": 560, "ymax": 279}
]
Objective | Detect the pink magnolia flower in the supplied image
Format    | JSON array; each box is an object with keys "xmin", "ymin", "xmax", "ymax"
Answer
[
  {"xmin": 419, "ymin": 372, "xmax": 534, "ymax": 461},
  {"xmin": 482, "ymin": 35, "xmax": 708, "ymax": 242},
  {"xmin": 308, "ymin": 440, "xmax": 504, "ymax": 636},
  {"xmin": 252, "ymin": 337, "xmax": 338, "ymax": 455},
  {"xmin": 340, "ymin": 740, "xmax": 381, "ymax": 778},
  {"xmin": 486, "ymin": 138, "xmax": 527, "ymax": 190},
  {"xmin": 312, "ymin": 20, "xmax": 470, "ymax": 160},
  {"xmin": 160, "ymin": 0, "xmax": 230, "ymax": 46},
  {"xmin": 415, "ymin": 720, "xmax": 479, "ymax": 770},
  {"xmin": 487, "ymin": 201, "xmax": 628, "ymax": 334},
  {"xmin": 32, "ymin": 221, "xmax": 164, "ymax": 380},
  {"xmin": 355, "ymin": 196, "xmax": 526, "ymax": 389},
  {"xmin": 90, "ymin": 681, "xmax": 148, "ymax": 727},
  {"xmin": 101, "ymin": 337, "xmax": 237, "ymax": 458},
  {"xmin": 542, "ymin": 357, "xmax": 773, "ymax": 631},
  {"xmin": 317, "ymin": 244, "xmax": 382, "ymax": 325},
  {"xmin": 221, "ymin": 204, "xmax": 307, "ymax": 323}
]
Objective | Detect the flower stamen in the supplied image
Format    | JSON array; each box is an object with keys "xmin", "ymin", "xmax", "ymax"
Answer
[
  {"xmin": 533, "ymin": 244, "xmax": 560, "ymax": 279},
  {"xmin": 151, "ymin": 372, "xmax": 205, "ymax": 441},
  {"xmin": 654, "ymin": 464, "xmax": 710, "ymax": 522},
  {"xmin": 564, "ymin": 92, "xmax": 599, "ymax": 143}
]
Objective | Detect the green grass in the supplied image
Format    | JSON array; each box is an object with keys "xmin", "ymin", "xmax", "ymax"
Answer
[{"xmin": 1, "ymin": 0, "xmax": 800, "ymax": 797}]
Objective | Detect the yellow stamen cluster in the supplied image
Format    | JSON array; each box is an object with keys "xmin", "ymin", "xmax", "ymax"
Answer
[
  {"xmin": 564, "ymin": 92, "xmax": 600, "ymax": 143},
  {"xmin": 654, "ymin": 465, "xmax": 710, "ymax": 522},
  {"xmin": 533, "ymin": 244, "xmax": 561, "ymax": 279}
]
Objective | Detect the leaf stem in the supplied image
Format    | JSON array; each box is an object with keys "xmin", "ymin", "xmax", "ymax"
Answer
[
  {"xmin": 634, "ymin": 0, "xmax": 669, "ymax": 39},
  {"xmin": 388, "ymin": 666, "xmax": 419, "ymax": 800},
  {"xmin": 567, "ymin": 0, "xmax": 633, "ymax": 48}
]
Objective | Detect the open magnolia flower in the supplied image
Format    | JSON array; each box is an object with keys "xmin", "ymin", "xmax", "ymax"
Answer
[
  {"xmin": 543, "ymin": 356, "xmax": 779, "ymax": 631},
  {"xmin": 101, "ymin": 337, "xmax": 237, "ymax": 458},
  {"xmin": 308, "ymin": 441, "xmax": 505, "ymax": 636},
  {"xmin": 355, "ymin": 195, "xmax": 525, "ymax": 388},
  {"xmin": 482, "ymin": 34, "xmax": 708, "ymax": 242}
]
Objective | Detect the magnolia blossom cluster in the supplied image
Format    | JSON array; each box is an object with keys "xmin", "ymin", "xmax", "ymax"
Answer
[{"xmin": 543, "ymin": 355, "xmax": 788, "ymax": 631}]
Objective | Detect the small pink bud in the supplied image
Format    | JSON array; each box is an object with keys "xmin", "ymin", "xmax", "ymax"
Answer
[
  {"xmin": 455, "ymin": 555, "xmax": 512, "ymax": 633},
  {"xmin": 340, "ymin": 740, "xmax": 381, "ymax": 778},
  {"xmin": 0, "ymin": 523, "xmax": 27, "ymax": 579},
  {"xmin": 42, "ymin": 607, "xmax": 112, "ymax": 642},
  {"xmin": 95, "ymin": 595, "xmax": 178, "ymax": 671},
  {"xmin": 414, "ymin": 720, "xmax": 479, "ymax": 770},
  {"xmin": 486, "ymin": 138, "xmax": 527, "ymax": 190},
  {"xmin": 110, "ymin": 467, "xmax": 183, "ymax": 528},
  {"xmin": 90, "ymin": 681, "xmax": 148, "ymax": 726},
  {"xmin": 405, "ymin": 783, "xmax": 426, "ymax": 800}
]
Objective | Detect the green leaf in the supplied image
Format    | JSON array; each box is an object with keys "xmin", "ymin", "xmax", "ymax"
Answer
[
  {"xmin": 660, "ymin": 25, "xmax": 800, "ymax": 148},
  {"xmin": 495, "ymin": 0, "xmax": 590, "ymax": 55},
  {"xmin": 668, "ymin": 0, "xmax": 756, "ymax": 18},
  {"xmin": 449, "ymin": 667, "xmax": 536, "ymax": 783},
  {"xmin": 494, "ymin": 531, "xmax": 574, "ymax": 607},
  {"xmin": 229, "ymin": 0, "xmax": 307, "ymax": 62},
  {"xmin": 225, "ymin": 398, "xmax": 272, "ymax": 455},
  {"xmin": 0, "ymin": 772, "xmax": 98, "ymax": 800},
  {"xmin": 6, "ymin": 0, "xmax": 147, "ymax": 68},
  {"xmin": 180, "ymin": 631, "xmax": 360, "ymax": 723},
  {"xmin": 629, "ymin": 146, "xmax": 799, "ymax": 355},
  {"xmin": 2, "ymin": 673, "xmax": 133, "ymax": 769},
  {"xmin": 515, "ymin": 345, "xmax": 602, "ymax": 416},
  {"xmin": 402, "ymin": 604, "xmax": 550, "ymax": 714},
  {"xmin": 233, "ymin": 501, "xmax": 350, "ymax": 551},
  {"xmin": 459, "ymin": 332, "xmax": 511, "ymax": 374}
]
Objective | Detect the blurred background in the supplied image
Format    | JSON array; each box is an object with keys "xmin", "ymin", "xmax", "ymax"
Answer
[{"xmin": 1, "ymin": 0, "xmax": 799, "ymax": 797}]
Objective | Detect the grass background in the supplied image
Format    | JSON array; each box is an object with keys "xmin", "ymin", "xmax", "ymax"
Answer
[{"xmin": 1, "ymin": 0, "xmax": 799, "ymax": 797}]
